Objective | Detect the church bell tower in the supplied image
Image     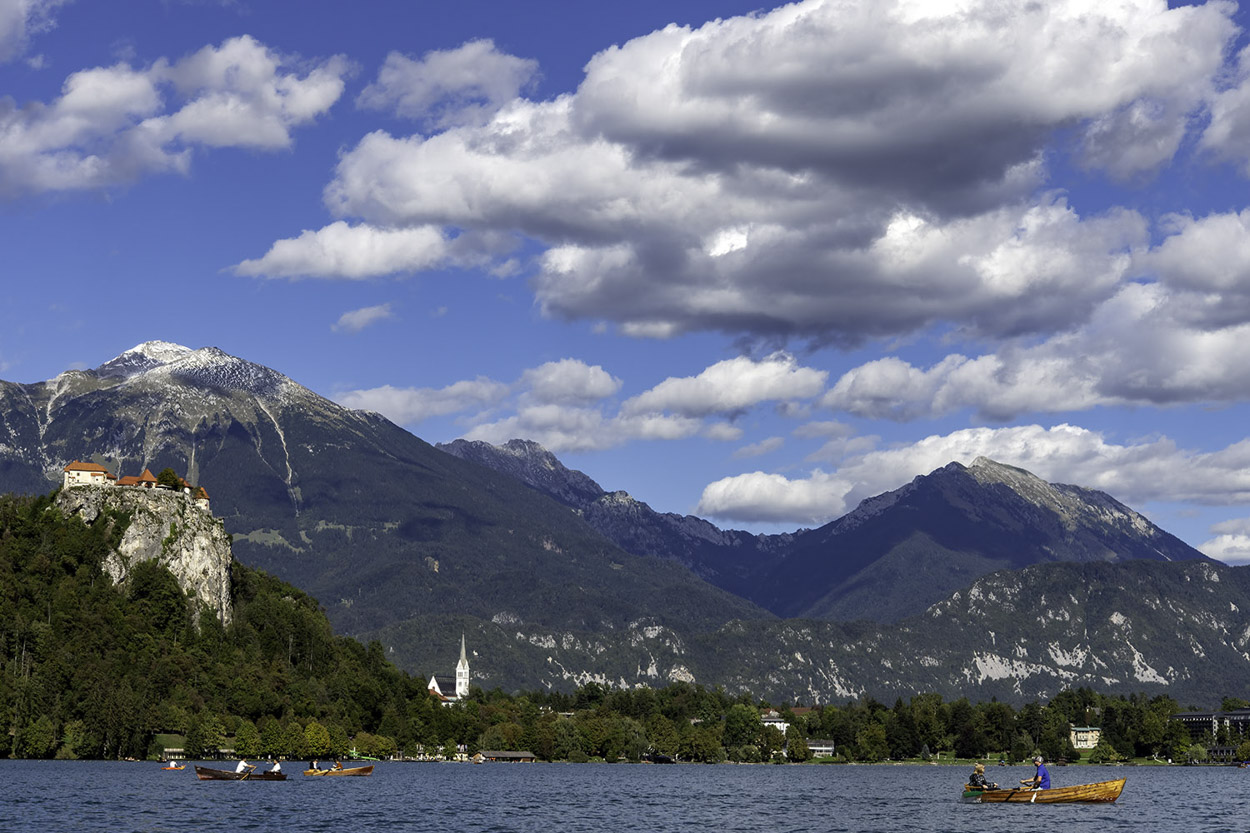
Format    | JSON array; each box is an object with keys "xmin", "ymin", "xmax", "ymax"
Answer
[{"xmin": 455, "ymin": 633, "xmax": 470, "ymax": 699}]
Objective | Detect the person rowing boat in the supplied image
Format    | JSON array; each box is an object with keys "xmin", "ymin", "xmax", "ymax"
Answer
[{"xmin": 1020, "ymin": 755, "xmax": 1051, "ymax": 790}]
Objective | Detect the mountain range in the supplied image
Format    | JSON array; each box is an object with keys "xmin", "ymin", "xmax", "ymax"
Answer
[
  {"xmin": 0, "ymin": 342, "xmax": 1235, "ymax": 705},
  {"xmin": 439, "ymin": 438, "xmax": 1207, "ymax": 622}
]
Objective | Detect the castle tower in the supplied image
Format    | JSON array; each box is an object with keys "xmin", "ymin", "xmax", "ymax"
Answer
[{"xmin": 455, "ymin": 633, "xmax": 470, "ymax": 699}]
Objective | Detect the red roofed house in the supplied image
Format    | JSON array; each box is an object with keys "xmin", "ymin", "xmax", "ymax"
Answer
[
  {"xmin": 62, "ymin": 461, "xmax": 115, "ymax": 489},
  {"xmin": 117, "ymin": 468, "xmax": 159, "ymax": 488}
]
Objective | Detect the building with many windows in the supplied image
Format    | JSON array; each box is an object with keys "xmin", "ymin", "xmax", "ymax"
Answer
[{"xmin": 1069, "ymin": 726, "xmax": 1102, "ymax": 749}]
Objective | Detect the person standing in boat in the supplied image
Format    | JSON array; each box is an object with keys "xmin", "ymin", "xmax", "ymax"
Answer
[
  {"xmin": 968, "ymin": 763, "xmax": 997, "ymax": 790},
  {"xmin": 1020, "ymin": 755, "xmax": 1051, "ymax": 790}
]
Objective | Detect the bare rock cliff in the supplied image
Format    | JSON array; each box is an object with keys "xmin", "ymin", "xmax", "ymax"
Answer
[{"xmin": 56, "ymin": 486, "xmax": 233, "ymax": 625}]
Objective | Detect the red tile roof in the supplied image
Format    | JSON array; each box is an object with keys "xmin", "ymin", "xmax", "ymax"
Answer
[{"xmin": 63, "ymin": 460, "xmax": 111, "ymax": 474}]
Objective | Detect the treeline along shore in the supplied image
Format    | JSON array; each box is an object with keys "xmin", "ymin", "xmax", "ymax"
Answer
[{"xmin": 0, "ymin": 492, "xmax": 1242, "ymax": 764}]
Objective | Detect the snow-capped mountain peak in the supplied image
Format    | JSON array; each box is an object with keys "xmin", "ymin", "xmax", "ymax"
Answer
[{"xmin": 95, "ymin": 341, "xmax": 194, "ymax": 379}]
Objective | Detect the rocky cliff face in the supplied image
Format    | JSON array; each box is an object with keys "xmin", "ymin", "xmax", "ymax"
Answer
[
  {"xmin": 56, "ymin": 486, "xmax": 233, "ymax": 626},
  {"xmin": 371, "ymin": 559, "xmax": 1250, "ymax": 707}
]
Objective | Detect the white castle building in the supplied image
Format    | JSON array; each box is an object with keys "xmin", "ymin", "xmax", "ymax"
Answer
[{"xmin": 427, "ymin": 634, "xmax": 470, "ymax": 705}]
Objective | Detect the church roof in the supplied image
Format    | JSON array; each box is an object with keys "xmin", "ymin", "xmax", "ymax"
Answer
[{"xmin": 429, "ymin": 674, "xmax": 458, "ymax": 698}]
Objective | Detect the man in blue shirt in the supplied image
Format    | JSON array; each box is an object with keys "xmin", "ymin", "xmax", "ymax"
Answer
[{"xmin": 1020, "ymin": 755, "xmax": 1051, "ymax": 790}]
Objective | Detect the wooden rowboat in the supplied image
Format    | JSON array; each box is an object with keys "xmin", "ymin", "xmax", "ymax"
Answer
[
  {"xmin": 303, "ymin": 765, "xmax": 374, "ymax": 777},
  {"xmin": 194, "ymin": 765, "xmax": 287, "ymax": 781},
  {"xmin": 962, "ymin": 778, "xmax": 1125, "ymax": 804}
]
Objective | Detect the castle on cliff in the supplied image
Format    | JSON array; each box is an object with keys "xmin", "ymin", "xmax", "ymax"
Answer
[{"xmin": 62, "ymin": 460, "xmax": 210, "ymax": 510}]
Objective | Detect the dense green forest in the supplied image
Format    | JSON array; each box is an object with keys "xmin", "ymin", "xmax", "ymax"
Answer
[{"xmin": 0, "ymin": 492, "xmax": 1240, "ymax": 763}]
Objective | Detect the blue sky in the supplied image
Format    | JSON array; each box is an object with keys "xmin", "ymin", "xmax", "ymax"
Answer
[{"xmin": 7, "ymin": 1, "xmax": 1250, "ymax": 564}]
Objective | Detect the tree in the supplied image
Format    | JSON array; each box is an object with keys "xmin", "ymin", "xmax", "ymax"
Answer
[
  {"xmin": 16, "ymin": 715, "xmax": 58, "ymax": 759},
  {"xmin": 480, "ymin": 722, "xmax": 524, "ymax": 751},
  {"xmin": 156, "ymin": 467, "xmax": 183, "ymax": 490},
  {"xmin": 855, "ymin": 722, "xmax": 890, "ymax": 762},
  {"xmin": 260, "ymin": 719, "xmax": 285, "ymax": 758},
  {"xmin": 234, "ymin": 720, "xmax": 261, "ymax": 758},
  {"xmin": 787, "ymin": 733, "xmax": 812, "ymax": 763},
  {"xmin": 303, "ymin": 721, "xmax": 332, "ymax": 758},
  {"xmin": 645, "ymin": 714, "xmax": 680, "ymax": 758},
  {"xmin": 57, "ymin": 720, "xmax": 91, "ymax": 760},
  {"xmin": 1088, "ymin": 737, "xmax": 1122, "ymax": 764},
  {"xmin": 680, "ymin": 726, "xmax": 726, "ymax": 763},
  {"xmin": 1163, "ymin": 721, "xmax": 1192, "ymax": 762},
  {"xmin": 1007, "ymin": 731, "xmax": 1033, "ymax": 763},
  {"xmin": 724, "ymin": 704, "xmax": 760, "ymax": 748},
  {"xmin": 185, "ymin": 714, "xmax": 225, "ymax": 759}
]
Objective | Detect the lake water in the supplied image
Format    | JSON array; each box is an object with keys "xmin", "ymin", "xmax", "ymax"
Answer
[{"xmin": 1, "ymin": 761, "xmax": 1245, "ymax": 833}]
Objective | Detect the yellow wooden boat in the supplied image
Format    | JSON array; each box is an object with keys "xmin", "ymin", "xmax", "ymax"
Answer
[
  {"xmin": 962, "ymin": 778, "xmax": 1125, "ymax": 804},
  {"xmin": 303, "ymin": 764, "xmax": 374, "ymax": 777}
]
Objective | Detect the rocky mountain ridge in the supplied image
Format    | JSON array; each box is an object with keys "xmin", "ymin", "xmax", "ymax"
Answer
[
  {"xmin": 438, "ymin": 440, "xmax": 1209, "ymax": 624},
  {"xmin": 437, "ymin": 438, "xmax": 793, "ymax": 597},
  {"xmin": 0, "ymin": 342, "xmax": 771, "ymax": 683}
]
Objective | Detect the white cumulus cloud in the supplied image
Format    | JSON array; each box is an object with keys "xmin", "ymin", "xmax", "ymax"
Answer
[
  {"xmin": 337, "ymin": 377, "xmax": 509, "ymax": 424},
  {"xmin": 235, "ymin": 222, "xmax": 449, "ymax": 279},
  {"xmin": 624, "ymin": 353, "xmax": 827, "ymax": 417},
  {"xmin": 519, "ymin": 359, "xmax": 622, "ymax": 405},
  {"xmin": 0, "ymin": 0, "xmax": 64, "ymax": 63},
  {"xmin": 0, "ymin": 35, "xmax": 348, "ymax": 196},
  {"xmin": 244, "ymin": 0, "xmax": 1234, "ymax": 349},
  {"xmin": 358, "ymin": 39, "xmax": 539, "ymax": 129}
]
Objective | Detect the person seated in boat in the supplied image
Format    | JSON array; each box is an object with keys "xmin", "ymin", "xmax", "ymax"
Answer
[
  {"xmin": 333, "ymin": 759, "xmax": 343, "ymax": 770},
  {"xmin": 967, "ymin": 763, "xmax": 997, "ymax": 791},
  {"xmin": 309, "ymin": 759, "xmax": 319, "ymax": 771},
  {"xmin": 1020, "ymin": 755, "xmax": 1051, "ymax": 790},
  {"xmin": 269, "ymin": 760, "xmax": 282, "ymax": 773},
  {"xmin": 235, "ymin": 759, "xmax": 255, "ymax": 774}
]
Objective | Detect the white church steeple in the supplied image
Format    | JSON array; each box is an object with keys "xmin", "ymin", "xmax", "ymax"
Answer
[{"xmin": 455, "ymin": 633, "xmax": 470, "ymax": 698}]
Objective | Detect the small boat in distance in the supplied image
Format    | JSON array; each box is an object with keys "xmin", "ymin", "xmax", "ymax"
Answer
[
  {"xmin": 161, "ymin": 763, "xmax": 185, "ymax": 771},
  {"xmin": 962, "ymin": 778, "xmax": 1125, "ymax": 804},
  {"xmin": 194, "ymin": 765, "xmax": 287, "ymax": 781},
  {"xmin": 303, "ymin": 764, "xmax": 374, "ymax": 777}
]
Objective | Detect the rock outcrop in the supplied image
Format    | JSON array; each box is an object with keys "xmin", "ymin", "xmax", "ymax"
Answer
[{"xmin": 56, "ymin": 485, "xmax": 233, "ymax": 625}]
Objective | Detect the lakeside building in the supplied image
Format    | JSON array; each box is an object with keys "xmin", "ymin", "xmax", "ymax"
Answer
[
  {"xmin": 1172, "ymin": 709, "xmax": 1250, "ymax": 743},
  {"xmin": 1069, "ymin": 726, "xmax": 1102, "ymax": 750}
]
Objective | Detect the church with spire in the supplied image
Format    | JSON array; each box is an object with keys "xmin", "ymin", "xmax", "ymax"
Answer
[{"xmin": 427, "ymin": 635, "xmax": 470, "ymax": 705}]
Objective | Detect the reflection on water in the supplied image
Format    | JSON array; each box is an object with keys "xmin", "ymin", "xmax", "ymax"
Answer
[{"xmin": 2, "ymin": 760, "xmax": 1245, "ymax": 833}]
